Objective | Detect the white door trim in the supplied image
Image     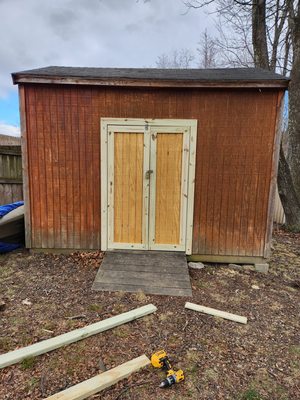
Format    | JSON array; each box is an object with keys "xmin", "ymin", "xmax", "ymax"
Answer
[{"xmin": 100, "ymin": 118, "xmax": 197, "ymax": 254}]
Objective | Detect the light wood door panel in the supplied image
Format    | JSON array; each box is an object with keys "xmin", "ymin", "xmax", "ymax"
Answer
[
  {"xmin": 154, "ymin": 133, "xmax": 183, "ymax": 244},
  {"xmin": 114, "ymin": 132, "xmax": 144, "ymax": 243},
  {"xmin": 103, "ymin": 119, "xmax": 197, "ymax": 254},
  {"xmin": 107, "ymin": 126, "xmax": 149, "ymax": 249},
  {"xmin": 149, "ymin": 127, "xmax": 189, "ymax": 251}
]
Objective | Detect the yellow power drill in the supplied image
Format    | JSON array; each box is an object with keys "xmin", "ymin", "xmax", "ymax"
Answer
[{"xmin": 151, "ymin": 350, "xmax": 184, "ymax": 388}]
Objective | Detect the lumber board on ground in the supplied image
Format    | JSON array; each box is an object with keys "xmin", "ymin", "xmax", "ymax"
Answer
[
  {"xmin": 0, "ymin": 305, "xmax": 157, "ymax": 369},
  {"xmin": 45, "ymin": 355, "xmax": 150, "ymax": 400},
  {"xmin": 185, "ymin": 302, "xmax": 247, "ymax": 324}
]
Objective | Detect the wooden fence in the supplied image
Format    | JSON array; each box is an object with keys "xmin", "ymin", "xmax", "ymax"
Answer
[{"xmin": 0, "ymin": 145, "xmax": 23, "ymax": 205}]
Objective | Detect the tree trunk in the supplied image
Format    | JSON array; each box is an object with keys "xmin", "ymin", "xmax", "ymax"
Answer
[
  {"xmin": 278, "ymin": 143, "xmax": 300, "ymax": 230},
  {"xmin": 251, "ymin": 0, "xmax": 300, "ymax": 231},
  {"xmin": 252, "ymin": 0, "xmax": 270, "ymax": 68},
  {"xmin": 279, "ymin": 2, "xmax": 300, "ymax": 231},
  {"xmin": 287, "ymin": 9, "xmax": 300, "ymax": 199}
]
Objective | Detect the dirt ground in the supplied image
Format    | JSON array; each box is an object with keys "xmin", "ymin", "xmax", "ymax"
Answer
[{"xmin": 0, "ymin": 228, "xmax": 299, "ymax": 400}]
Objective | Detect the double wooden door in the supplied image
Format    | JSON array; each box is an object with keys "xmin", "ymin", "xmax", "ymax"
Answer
[{"xmin": 101, "ymin": 119, "xmax": 197, "ymax": 254}]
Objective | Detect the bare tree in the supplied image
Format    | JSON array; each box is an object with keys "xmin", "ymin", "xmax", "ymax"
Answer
[
  {"xmin": 156, "ymin": 48, "xmax": 195, "ymax": 68},
  {"xmin": 197, "ymin": 29, "xmax": 219, "ymax": 67},
  {"xmin": 185, "ymin": 0, "xmax": 300, "ymax": 230}
]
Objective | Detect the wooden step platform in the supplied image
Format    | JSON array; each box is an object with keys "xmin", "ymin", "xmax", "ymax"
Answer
[{"xmin": 92, "ymin": 251, "xmax": 192, "ymax": 297}]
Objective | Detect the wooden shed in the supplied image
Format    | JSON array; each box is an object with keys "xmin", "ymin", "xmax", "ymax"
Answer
[{"xmin": 12, "ymin": 67, "xmax": 288, "ymax": 264}]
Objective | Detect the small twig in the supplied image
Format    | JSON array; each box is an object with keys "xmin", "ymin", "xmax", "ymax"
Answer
[
  {"xmin": 196, "ymin": 385, "xmax": 201, "ymax": 393},
  {"xmin": 42, "ymin": 329, "xmax": 54, "ymax": 334},
  {"xmin": 66, "ymin": 314, "xmax": 87, "ymax": 320},
  {"xmin": 5, "ymin": 371, "xmax": 14, "ymax": 383},
  {"xmin": 40, "ymin": 372, "xmax": 46, "ymax": 397},
  {"xmin": 113, "ymin": 380, "xmax": 152, "ymax": 400},
  {"xmin": 275, "ymin": 363, "xmax": 284, "ymax": 372},
  {"xmin": 268, "ymin": 369, "xmax": 278, "ymax": 379},
  {"xmin": 183, "ymin": 319, "xmax": 189, "ymax": 331},
  {"xmin": 98, "ymin": 357, "xmax": 107, "ymax": 372}
]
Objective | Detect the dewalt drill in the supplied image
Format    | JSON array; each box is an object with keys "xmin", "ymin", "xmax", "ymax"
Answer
[{"xmin": 151, "ymin": 350, "xmax": 184, "ymax": 388}]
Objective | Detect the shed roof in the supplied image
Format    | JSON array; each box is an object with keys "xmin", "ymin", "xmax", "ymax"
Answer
[{"xmin": 12, "ymin": 66, "xmax": 289, "ymax": 89}]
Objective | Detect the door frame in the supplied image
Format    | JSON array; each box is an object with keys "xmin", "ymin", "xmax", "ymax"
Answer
[{"xmin": 100, "ymin": 118, "xmax": 198, "ymax": 255}]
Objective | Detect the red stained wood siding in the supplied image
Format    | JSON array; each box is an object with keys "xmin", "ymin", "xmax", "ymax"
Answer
[{"xmin": 23, "ymin": 84, "xmax": 281, "ymax": 255}]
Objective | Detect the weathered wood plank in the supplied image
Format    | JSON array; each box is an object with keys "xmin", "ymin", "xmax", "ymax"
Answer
[
  {"xmin": 93, "ymin": 282, "xmax": 192, "ymax": 297},
  {"xmin": 100, "ymin": 262, "xmax": 188, "ymax": 274},
  {"xmin": 45, "ymin": 355, "xmax": 150, "ymax": 400},
  {"xmin": 264, "ymin": 91, "xmax": 285, "ymax": 258},
  {"xmin": 188, "ymin": 254, "xmax": 266, "ymax": 264},
  {"xmin": 96, "ymin": 270, "xmax": 190, "ymax": 286},
  {"xmin": 14, "ymin": 75, "xmax": 289, "ymax": 89},
  {"xmin": 106, "ymin": 251, "xmax": 186, "ymax": 264},
  {"xmin": 93, "ymin": 251, "xmax": 192, "ymax": 296},
  {"xmin": 18, "ymin": 85, "xmax": 30, "ymax": 247}
]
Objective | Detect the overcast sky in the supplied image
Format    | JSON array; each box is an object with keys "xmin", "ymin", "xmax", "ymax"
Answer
[{"xmin": 0, "ymin": 0, "xmax": 214, "ymax": 135}]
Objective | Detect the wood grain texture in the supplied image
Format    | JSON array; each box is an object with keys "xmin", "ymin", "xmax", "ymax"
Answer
[
  {"xmin": 45, "ymin": 355, "xmax": 150, "ymax": 400},
  {"xmin": 19, "ymin": 85, "xmax": 31, "ymax": 247},
  {"xmin": 93, "ymin": 250, "xmax": 192, "ymax": 296},
  {"xmin": 0, "ymin": 145, "xmax": 23, "ymax": 204},
  {"xmin": 264, "ymin": 91, "xmax": 285, "ymax": 258},
  {"xmin": 0, "ymin": 183, "xmax": 23, "ymax": 204},
  {"xmin": 23, "ymin": 84, "xmax": 282, "ymax": 257},
  {"xmin": 14, "ymin": 76, "xmax": 289, "ymax": 89},
  {"xmin": 114, "ymin": 132, "xmax": 144, "ymax": 244},
  {"xmin": 155, "ymin": 133, "xmax": 183, "ymax": 245},
  {"xmin": 185, "ymin": 302, "xmax": 247, "ymax": 324},
  {"xmin": 0, "ymin": 305, "xmax": 156, "ymax": 369}
]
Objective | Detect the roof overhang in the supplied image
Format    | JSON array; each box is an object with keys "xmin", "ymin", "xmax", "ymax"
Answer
[
  {"xmin": 12, "ymin": 74, "xmax": 289, "ymax": 89},
  {"xmin": 12, "ymin": 67, "xmax": 290, "ymax": 89}
]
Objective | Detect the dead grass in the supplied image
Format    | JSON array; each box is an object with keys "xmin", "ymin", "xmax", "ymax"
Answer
[{"xmin": 0, "ymin": 229, "xmax": 299, "ymax": 399}]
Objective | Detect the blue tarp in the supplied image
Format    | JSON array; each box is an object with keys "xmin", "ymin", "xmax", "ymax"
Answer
[
  {"xmin": 0, "ymin": 201, "xmax": 24, "ymax": 253},
  {"xmin": 0, "ymin": 242, "xmax": 21, "ymax": 253},
  {"xmin": 0, "ymin": 201, "xmax": 24, "ymax": 218}
]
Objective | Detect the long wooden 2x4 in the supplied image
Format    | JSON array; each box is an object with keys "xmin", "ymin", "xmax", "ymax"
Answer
[
  {"xmin": 45, "ymin": 355, "xmax": 150, "ymax": 400},
  {"xmin": 185, "ymin": 302, "xmax": 247, "ymax": 324},
  {"xmin": 0, "ymin": 304, "xmax": 157, "ymax": 369}
]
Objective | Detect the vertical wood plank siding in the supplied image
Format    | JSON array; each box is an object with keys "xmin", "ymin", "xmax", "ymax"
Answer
[{"xmin": 24, "ymin": 84, "xmax": 280, "ymax": 256}]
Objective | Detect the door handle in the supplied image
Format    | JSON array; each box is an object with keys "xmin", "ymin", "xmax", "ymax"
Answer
[{"xmin": 145, "ymin": 169, "xmax": 153, "ymax": 179}]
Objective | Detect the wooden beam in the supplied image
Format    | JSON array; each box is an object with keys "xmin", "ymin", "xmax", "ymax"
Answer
[
  {"xmin": 12, "ymin": 75, "xmax": 289, "ymax": 89},
  {"xmin": 0, "ymin": 178, "xmax": 23, "ymax": 184},
  {"xmin": 185, "ymin": 302, "xmax": 247, "ymax": 324},
  {"xmin": 0, "ymin": 146, "xmax": 21, "ymax": 156},
  {"xmin": 264, "ymin": 91, "xmax": 285, "ymax": 258},
  {"xmin": 187, "ymin": 254, "xmax": 267, "ymax": 264},
  {"xmin": 0, "ymin": 304, "xmax": 157, "ymax": 369},
  {"xmin": 45, "ymin": 355, "xmax": 150, "ymax": 400},
  {"xmin": 18, "ymin": 85, "xmax": 31, "ymax": 248}
]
